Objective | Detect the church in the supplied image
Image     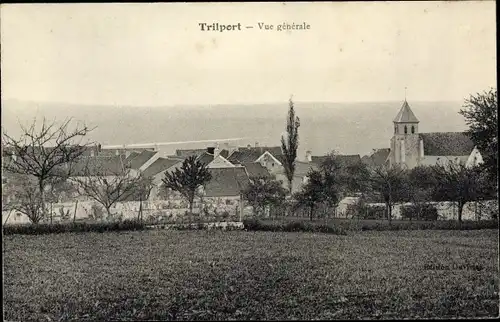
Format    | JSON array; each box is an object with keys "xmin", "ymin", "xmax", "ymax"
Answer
[{"xmin": 387, "ymin": 100, "xmax": 483, "ymax": 169}]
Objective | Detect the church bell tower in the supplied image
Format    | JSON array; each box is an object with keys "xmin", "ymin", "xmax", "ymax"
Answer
[{"xmin": 390, "ymin": 100, "xmax": 420, "ymax": 169}]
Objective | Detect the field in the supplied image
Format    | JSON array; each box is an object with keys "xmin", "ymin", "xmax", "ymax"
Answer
[{"xmin": 3, "ymin": 229, "xmax": 499, "ymax": 320}]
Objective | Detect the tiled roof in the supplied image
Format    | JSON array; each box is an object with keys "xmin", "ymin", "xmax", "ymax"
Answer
[
  {"xmin": 219, "ymin": 149, "xmax": 229, "ymax": 159},
  {"xmin": 419, "ymin": 132, "xmax": 475, "ymax": 156},
  {"xmin": 204, "ymin": 167, "xmax": 250, "ymax": 197},
  {"xmin": 362, "ymin": 148, "xmax": 391, "ymax": 167},
  {"xmin": 125, "ymin": 152, "xmax": 140, "ymax": 163},
  {"xmin": 142, "ymin": 158, "xmax": 181, "ymax": 178},
  {"xmin": 196, "ymin": 152, "xmax": 215, "ymax": 166},
  {"xmin": 69, "ymin": 155, "xmax": 127, "ymax": 176},
  {"xmin": 128, "ymin": 150, "xmax": 157, "ymax": 170},
  {"xmin": 228, "ymin": 146, "xmax": 282, "ymax": 164},
  {"xmin": 242, "ymin": 162, "xmax": 271, "ymax": 179},
  {"xmin": 294, "ymin": 161, "xmax": 319, "ymax": 177},
  {"xmin": 393, "ymin": 100, "xmax": 419, "ymax": 123},
  {"xmin": 311, "ymin": 154, "xmax": 362, "ymax": 167}
]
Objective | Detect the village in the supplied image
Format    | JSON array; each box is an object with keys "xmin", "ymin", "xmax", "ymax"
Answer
[{"xmin": 2, "ymin": 99, "xmax": 495, "ymax": 225}]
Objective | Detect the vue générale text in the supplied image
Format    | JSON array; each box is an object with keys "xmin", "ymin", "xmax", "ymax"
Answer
[{"xmin": 198, "ymin": 22, "xmax": 311, "ymax": 32}]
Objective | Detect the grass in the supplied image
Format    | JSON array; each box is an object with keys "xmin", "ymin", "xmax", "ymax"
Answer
[
  {"xmin": 260, "ymin": 216, "xmax": 499, "ymax": 231},
  {"xmin": 3, "ymin": 229, "xmax": 499, "ymax": 320}
]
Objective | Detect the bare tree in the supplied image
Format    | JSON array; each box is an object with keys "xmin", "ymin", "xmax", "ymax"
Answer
[
  {"xmin": 72, "ymin": 157, "xmax": 151, "ymax": 218},
  {"xmin": 2, "ymin": 117, "xmax": 94, "ymax": 221},
  {"xmin": 281, "ymin": 97, "xmax": 300, "ymax": 194},
  {"xmin": 365, "ymin": 164, "xmax": 408, "ymax": 223},
  {"xmin": 162, "ymin": 155, "xmax": 212, "ymax": 214},
  {"xmin": 2, "ymin": 173, "xmax": 45, "ymax": 224}
]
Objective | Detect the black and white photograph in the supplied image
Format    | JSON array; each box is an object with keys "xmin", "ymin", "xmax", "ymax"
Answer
[{"xmin": 1, "ymin": 2, "xmax": 498, "ymax": 320}]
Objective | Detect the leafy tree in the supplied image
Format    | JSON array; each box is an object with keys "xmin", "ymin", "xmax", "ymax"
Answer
[
  {"xmin": 364, "ymin": 164, "xmax": 408, "ymax": 223},
  {"xmin": 73, "ymin": 158, "xmax": 151, "ymax": 218},
  {"xmin": 319, "ymin": 152, "xmax": 371, "ymax": 201},
  {"xmin": 241, "ymin": 175, "xmax": 287, "ymax": 217},
  {"xmin": 281, "ymin": 97, "xmax": 300, "ymax": 193},
  {"xmin": 431, "ymin": 162, "xmax": 490, "ymax": 222},
  {"xmin": 293, "ymin": 170, "xmax": 326, "ymax": 221},
  {"xmin": 459, "ymin": 88, "xmax": 498, "ymax": 183},
  {"xmin": 2, "ymin": 117, "xmax": 93, "ymax": 219},
  {"xmin": 162, "ymin": 155, "xmax": 212, "ymax": 214}
]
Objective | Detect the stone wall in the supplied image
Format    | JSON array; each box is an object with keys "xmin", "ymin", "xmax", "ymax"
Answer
[
  {"xmin": 3, "ymin": 198, "xmax": 496, "ymax": 225},
  {"xmin": 2, "ymin": 194, "xmax": 253, "ymax": 225}
]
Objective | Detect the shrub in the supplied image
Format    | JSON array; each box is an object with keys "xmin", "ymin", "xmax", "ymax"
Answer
[
  {"xmin": 242, "ymin": 219, "xmax": 347, "ymax": 235},
  {"xmin": 347, "ymin": 200, "xmax": 386, "ymax": 220},
  {"xmin": 3, "ymin": 220, "xmax": 145, "ymax": 236},
  {"xmin": 401, "ymin": 204, "xmax": 439, "ymax": 221}
]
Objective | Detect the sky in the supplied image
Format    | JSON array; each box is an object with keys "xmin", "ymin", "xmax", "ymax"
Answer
[{"xmin": 1, "ymin": 2, "xmax": 497, "ymax": 106}]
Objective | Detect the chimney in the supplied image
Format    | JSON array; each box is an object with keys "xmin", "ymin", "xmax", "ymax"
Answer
[
  {"xmin": 115, "ymin": 149, "xmax": 120, "ymax": 156},
  {"xmin": 97, "ymin": 144, "xmax": 102, "ymax": 152},
  {"xmin": 214, "ymin": 142, "xmax": 220, "ymax": 157},
  {"xmin": 247, "ymin": 144, "xmax": 252, "ymax": 150},
  {"xmin": 255, "ymin": 142, "xmax": 259, "ymax": 148},
  {"xmin": 306, "ymin": 150, "xmax": 312, "ymax": 162}
]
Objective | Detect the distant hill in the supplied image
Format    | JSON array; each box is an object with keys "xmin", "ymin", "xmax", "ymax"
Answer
[{"xmin": 1, "ymin": 99, "xmax": 468, "ymax": 160}]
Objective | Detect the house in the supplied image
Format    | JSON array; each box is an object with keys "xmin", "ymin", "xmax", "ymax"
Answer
[
  {"xmin": 196, "ymin": 147, "xmax": 235, "ymax": 169},
  {"xmin": 127, "ymin": 150, "xmax": 159, "ymax": 171},
  {"xmin": 274, "ymin": 161, "xmax": 318, "ymax": 194},
  {"xmin": 175, "ymin": 148, "xmax": 208, "ymax": 158},
  {"xmin": 68, "ymin": 155, "xmax": 136, "ymax": 178},
  {"xmin": 64, "ymin": 155, "xmax": 139, "ymax": 201},
  {"xmin": 228, "ymin": 145, "xmax": 284, "ymax": 175},
  {"xmin": 142, "ymin": 157, "xmax": 183, "ymax": 200},
  {"xmin": 306, "ymin": 152, "xmax": 362, "ymax": 168},
  {"xmin": 388, "ymin": 100, "xmax": 482, "ymax": 169},
  {"xmin": 99, "ymin": 147, "xmax": 154, "ymax": 158},
  {"xmin": 202, "ymin": 167, "xmax": 250, "ymax": 198},
  {"xmin": 241, "ymin": 162, "xmax": 272, "ymax": 180},
  {"xmin": 361, "ymin": 148, "xmax": 391, "ymax": 168}
]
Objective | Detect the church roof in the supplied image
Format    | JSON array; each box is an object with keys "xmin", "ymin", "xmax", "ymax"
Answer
[
  {"xmin": 393, "ymin": 100, "xmax": 419, "ymax": 123},
  {"xmin": 419, "ymin": 132, "xmax": 475, "ymax": 156}
]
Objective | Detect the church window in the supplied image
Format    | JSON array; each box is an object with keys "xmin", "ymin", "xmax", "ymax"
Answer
[
  {"xmin": 411, "ymin": 126, "xmax": 415, "ymax": 134},
  {"xmin": 404, "ymin": 125, "xmax": 408, "ymax": 134},
  {"xmin": 395, "ymin": 126, "xmax": 398, "ymax": 134}
]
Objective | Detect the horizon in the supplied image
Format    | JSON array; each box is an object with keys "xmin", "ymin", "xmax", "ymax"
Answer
[{"xmin": 2, "ymin": 97, "xmax": 466, "ymax": 109}]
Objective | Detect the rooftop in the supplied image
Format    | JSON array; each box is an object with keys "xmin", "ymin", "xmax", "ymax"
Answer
[
  {"xmin": 419, "ymin": 132, "xmax": 475, "ymax": 156},
  {"xmin": 393, "ymin": 100, "xmax": 419, "ymax": 123}
]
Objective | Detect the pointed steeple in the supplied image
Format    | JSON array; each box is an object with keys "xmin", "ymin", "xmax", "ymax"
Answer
[{"xmin": 393, "ymin": 100, "xmax": 419, "ymax": 123}]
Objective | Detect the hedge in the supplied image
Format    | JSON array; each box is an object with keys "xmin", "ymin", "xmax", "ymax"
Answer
[{"xmin": 3, "ymin": 220, "xmax": 146, "ymax": 235}]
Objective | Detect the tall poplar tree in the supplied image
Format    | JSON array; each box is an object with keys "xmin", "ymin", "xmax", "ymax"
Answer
[{"xmin": 281, "ymin": 97, "xmax": 300, "ymax": 194}]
